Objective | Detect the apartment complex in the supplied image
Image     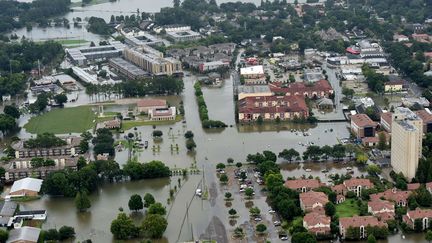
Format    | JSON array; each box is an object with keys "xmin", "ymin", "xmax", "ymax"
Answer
[
  {"xmin": 124, "ymin": 47, "xmax": 182, "ymax": 76},
  {"xmin": 66, "ymin": 41, "xmax": 125, "ymax": 66},
  {"xmin": 11, "ymin": 136, "xmax": 81, "ymax": 159},
  {"xmin": 391, "ymin": 107, "xmax": 423, "ymax": 180}
]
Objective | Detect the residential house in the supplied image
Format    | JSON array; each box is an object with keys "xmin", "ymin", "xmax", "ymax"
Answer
[
  {"xmin": 370, "ymin": 188, "xmax": 411, "ymax": 207},
  {"xmin": 7, "ymin": 226, "xmax": 41, "ymax": 243},
  {"xmin": 384, "ymin": 80, "xmax": 405, "ymax": 93},
  {"xmin": 403, "ymin": 208, "xmax": 432, "ymax": 230},
  {"xmin": 284, "ymin": 179, "xmax": 322, "ymax": 193},
  {"xmin": 407, "ymin": 183, "xmax": 421, "ymax": 191},
  {"xmin": 339, "ymin": 216, "xmax": 387, "ymax": 239},
  {"xmin": 238, "ymin": 95, "xmax": 309, "ymax": 122},
  {"xmin": 299, "ymin": 191, "xmax": 329, "ymax": 212},
  {"xmin": 350, "ymin": 114, "xmax": 377, "ymax": 139},
  {"xmin": 412, "ymin": 33, "xmax": 431, "ymax": 42},
  {"xmin": 331, "ymin": 184, "xmax": 347, "ymax": 196},
  {"xmin": 368, "ymin": 199, "xmax": 395, "ymax": 222},
  {"xmin": 393, "ymin": 34, "xmax": 409, "ymax": 42},
  {"xmin": 0, "ymin": 201, "xmax": 18, "ymax": 227},
  {"xmin": 343, "ymin": 178, "xmax": 374, "ymax": 197},
  {"xmin": 303, "ymin": 212, "xmax": 331, "ymax": 236}
]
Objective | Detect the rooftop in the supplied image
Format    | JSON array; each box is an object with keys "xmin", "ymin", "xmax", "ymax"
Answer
[
  {"xmin": 285, "ymin": 179, "xmax": 321, "ymax": 190},
  {"xmin": 237, "ymin": 85, "xmax": 271, "ymax": 94},
  {"xmin": 136, "ymin": 99, "xmax": 167, "ymax": 108},
  {"xmin": 415, "ymin": 110, "xmax": 432, "ymax": 124},
  {"xmin": 339, "ymin": 216, "xmax": 386, "ymax": 229},
  {"xmin": 240, "ymin": 65, "xmax": 264, "ymax": 75},
  {"xmin": 343, "ymin": 178, "xmax": 373, "ymax": 188},
  {"xmin": 351, "ymin": 114, "xmax": 377, "ymax": 128},
  {"xmin": 368, "ymin": 199, "xmax": 394, "ymax": 212},
  {"xmin": 7, "ymin": 226, "xmax": 41, "ymax": 243},
  {"xmin": 10, "ymin": 178, "xmax": 43, "ymax": 194},
  {"xmin": 0, "ymin": 201, "xmax": 18, "ymax": 217}
]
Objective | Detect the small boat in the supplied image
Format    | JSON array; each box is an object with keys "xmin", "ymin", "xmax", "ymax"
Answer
[{"xmin": 305, "ymin": 168, "xmax": 312, "ymax": 172}]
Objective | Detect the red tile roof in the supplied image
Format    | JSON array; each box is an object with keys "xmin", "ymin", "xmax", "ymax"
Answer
[
  {"xmin": 370, "ymin": 189, "xmax": 411, "ymax": 204},
  {"xmin": 343, "ymin": 178, "xmax": 373, "ymax": 188},
  {"xmin": 406, "ymin": 208, "xmax": 432, "ymax": 220},
  {"xmin": 331, "ymin": 184, "xmax": 347, "ymax": 194},
  {"xmin": 238, "ymin": 95, "xmax": 309, "ymax": 114},
  {"xmin": 340, "ymin": 216, "xmax": 387, "ymax": 229},
  {"xmin": 380, "ymin": 112, "xmax": 393, "ymax": 126},
  {"xmin": 285, "ymin": 179, "xmax": 321, "ymax": 190},
  {"xmin": 426, "ymin": 182, "xmax": 432, "ymax": 190},
  {"xmin": 269, "ymin": 80, "xmax": 333, "ymax": 97},
  {"xmin": 368, "ymin": 200, "xmax": 394, "ymax": 213},
  {"xmin": 351, "ymin": 114, "xmax": 377, "ymax": 128},
  {"xmin": 304, "ymin": 212, "xmax": 331, "ymax": 227},
  {"xmin": 407, "ymin": 183, "xmax": 420, "ymax": 191},
  {"xmin": 136, "ymin": 98, "xmax": 166, "ymax": 107},
  {"xmin": 415, "ymin": 110, "xmax": 432, "ymax": 124},
  {"xmin": 300, "ymin": 191, "xmax": 329, "ymax": 209},
  {"xmin": 375, "ymin": 212, "xmax": 395, "ymax": 222}
]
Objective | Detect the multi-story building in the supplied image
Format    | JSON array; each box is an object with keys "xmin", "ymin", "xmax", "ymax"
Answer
[
  {"xmin": 343, "ymin": 178, "xmax": 374, "ymax": 197},
  {"xmin": 238, "ymin": 95, "xmax": 309, "ymax": 122},
  {"xmin": 303, "ymin": 212, "xmax": 331, "ymax": 236},
  {"xmin": 284, "ymin": 179, "xmax": 322, "ymax": 193},
  {"xmin": 240, "ymin": 65, "xmax": 266, "ymax": 85},
  {"xmin": 11, "ymin": 137, "xmax": 81, "ymax": 159},
  {"xmin": 380, "ymin": 112, "xmax": 393, "ymax": 132},
  {"xmin": 66, "ymin": 41, "xmax": 125, "ymax": 66},
  {"xmin": 350, "ymin": 114, "xmax": 377, "ymax": 139},
  {"xmin": 403, "ymin": 208, "xmax": 432, "ymax": 231},
  {"xmin": 339, "ymin": 216, "xmax": 387, "ymax": 239},
  {"xmin": 269, "ymin": 80, "xmax": 334, "ymax": 99},
  {"xmin": 109, "ymin": 58, "xmax": 149, "ymax": 80},
  {"xmin": 367, "ymin": 199, "xmax": 395, "ymax": 222},
  {"xmin": 370, "ymin": 188, "xmax": 411, "ymax": 207},
  {"xmin": 299, "ymin": 191, "xmax": 329, "ymax": 213},
  {"xmin": 124, "ymin": 47, "xmax": 182, "ymax": 76},
  {"xmin": 391, "ymin": 107, "xmax": 423, "ymax": 180}
]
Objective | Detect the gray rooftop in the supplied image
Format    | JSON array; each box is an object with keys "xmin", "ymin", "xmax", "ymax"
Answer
[
  {"xmin": 7, "ymin": 226, "xmax": 41, "ymax": 243},
  {"xmin": 0, "ymin": 201, "xmax": 17, "ymax": 217},
  {"xmin": 109, "ymin": 58, "xmax": 148, "ymax": 76},
  {"xmin": 395, "ymin": 107, "xmax": 419, "ymax": 120},
  {"xmin": 238, "ymin": 85, "xmax": 271, "ymax": 94}
]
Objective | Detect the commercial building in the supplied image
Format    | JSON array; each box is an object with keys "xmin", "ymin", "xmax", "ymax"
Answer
[
  {"xmin": 71, "ymin": 67, "xmax": 98, "ymax": 84},
  {"xmin": 198, "ymin": 60, "xmax": 230, "ymax": 73},
  {"xmin": 269, "ymin": 80, "xmax": 334, "ymax": 98},
  {"xmin": 9, "ymin": 178, "xmax": 43, "ymax": 197},
  {"xmin": 109, "ymin": 58, "xmax": 149, "ymax": 80},
  {"xmin": 124, "ymin": 47, "xmax": 182, "ymax": 76},
  {"xmin": 149, "ymin": 107, "xmax": 176, "ymax": 121},
  {"xmin": 339, "ymin": 216, "xmax": 387, "ymax": 239},
  {"xmin": 135, "ymin": 99, "xmax": 167, "ymax": 114},
  {"xmin": 238, "ymin": 95, "xmax": 309, "ymax": 122},
  {"xmin": 164, "ymin": 26, "xmax": 201, "ymax": 42},
  {"xmin": 66, "ymin": 41, "xmax": 125, "ymax": 66},
  {"xmin": 350, "ymin": 114, "xmax": 377, "ymax": 139},
  {"xmin": 124, "ymin": 33, "xmax": 164, "ymax": 47},
  {"xmin": 391, "ymin": 107, "xmax": 423, "ymax": 180},
  {"xmin": 240, "ymin": 65, "xmax": 266, "ymax": 85}
]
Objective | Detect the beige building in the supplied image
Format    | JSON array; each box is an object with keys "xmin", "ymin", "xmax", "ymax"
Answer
[
  {"xmin": 391, "ymin": 107, "xmax": 423, "ymax": 180},
  {"xmin": 124, "ymin": 47, "xmax": 182, "ymax": 76}
]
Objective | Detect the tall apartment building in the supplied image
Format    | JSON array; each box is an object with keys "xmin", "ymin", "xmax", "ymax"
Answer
[
  {"xmin": 124, "ymin": 47, "xmax": 182, "ymax": 76},
  {"xmin": 391, "ymin": 107, "xmax": 423, "ymax": 180}
]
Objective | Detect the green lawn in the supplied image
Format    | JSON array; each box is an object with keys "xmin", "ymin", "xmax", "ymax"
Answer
[
  {"xmin": 336, "ymin": 199, "xmax": 360, "ymax": 217},
  {"xmin": 24, "ymin": 106, "xmax": 97, "ymax": 134}
]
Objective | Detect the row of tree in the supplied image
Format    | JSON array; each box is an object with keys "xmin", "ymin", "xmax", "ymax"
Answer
[{"xmin": 193, "ymin": 82, "xmax": 227, "ymax": 128}]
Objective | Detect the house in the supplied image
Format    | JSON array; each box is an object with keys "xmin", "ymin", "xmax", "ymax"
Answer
[
  {"xmin": 0, "ymin": 201, "xmax": 18, "ymax": 227},
  {"xmin": 350, "ymin": 114, "xmax": 377, "ymax": 139},
  {"xmin": 136, "ymin": 99, "xmax": 167, "ymax": 114},
  {"xmin": 7, "ymin": 226, "xmax": 41, "ymax": 243},
  {"xmin": 9, "ymin": 178, "xmax": 43, "ymax": 197},
  {"xmin": 414, "ymin": 110, "xmax": 432, "ymax": 134},
  {"xmin": 370, "ymin": 188, "xmax": 411, "ymax": 207},
  {"xmin": 403, "ymin": 208, "xmax": 432, "ymax": 230},
  {"xmin": 343, "ymin": 178, "xmax": 374, "ymax": 197},
  {"xmin": 339, "ymin": 216, "xmax": 387, "ymax": 239},
  {"xmin": 368, "ymin": 199, "xmax": 395, "ymax": 222},
  {"xmin": 407, "ymin": 183, "xmax": 420, "ymax": 191},
  {"xmin": 336, "ymin": 194, "xmax": 346, "ymax": 204},
  {"xmin": 299, "ymin": 191, "xmax": 329, "ymax": 212},
  {"xmin": 427, "ymin": 182, "xmax": 432, "ymax": 194},
  {"xmin": 412, "ymin": 33, "xmax": 431, "ymax": 42},
  {"xmin": 380, "ymin": 112, "xmax": 393, "ymax": 132},
  {"xmin": 331, "ymin": 184, "xmax": 347, "ymax": 196},
  {"xmin": 393, "ymin": 34, "xmax": 409, "ymax": 42},
  {"xmin": 149, "ymin": 107, "xmax": 176, "ymax": 121},
  {"xmin": 284, "ymin": 179, "xmax": 322, "ymax": 192},
  {"xmin": 238, "ymin": 95, "xmax": 309, "ymax": 122},
  {"xmin": 384, "ymin": 80, "xmax": 405, "ymax": 93},
  {"xmin": 303, "ymin": 212, "xmax": 331, "ymax": 236},
  {"xmin": 269, "ymin": 80, "xmax": 334, "ymax": 98}
]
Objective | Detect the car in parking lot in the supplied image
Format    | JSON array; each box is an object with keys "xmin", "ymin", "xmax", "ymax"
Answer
[
  {"xmin": 254, "ymin": 217, "xmax": 262, "ymax": 222},
  {"xmin": 274, "ymin": 221, "xmax": 281, "ymax": 226},
  {"xmin": 268, "ymin": 209, "xmax": 275, "ymax": 214}
]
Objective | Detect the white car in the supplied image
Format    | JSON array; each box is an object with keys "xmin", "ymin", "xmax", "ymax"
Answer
[
  {"xmin": 254, "ymin": 217, "xmax": 262, "ymax": 222},
  {"xmin": 274, "ymin": 221, "xmax": 281, "ymax": 226},
  {"xmin": 268, "ymin": 209, "xmax": 276, "ymax": 214}
]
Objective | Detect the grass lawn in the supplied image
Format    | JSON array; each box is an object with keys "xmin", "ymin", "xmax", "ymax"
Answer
[
  {"xmin": 24, "ymin": 106, "xmax": 97, "ymax": 134},
  {"xmin": 336, "ymin": 199, "xmax": 360, "ymax": 217},
  {"xmin": 121, "ymin": 115, "xmax": 183, "ymax": 130}
]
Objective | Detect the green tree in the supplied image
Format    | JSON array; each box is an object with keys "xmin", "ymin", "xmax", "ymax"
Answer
[
  {"xmin": 141, "ymin": 214, "xmax": 168, "ymax": 238},
  {"xmin": 368, "ymin": 234, "xmax": 377, "ymax": 243},
  {"xmin": 110, "ymin": 213, "xmax": 139, "ymax": 240},
  {"xmin": 245, "ymin": 188, "xmax": 254, "ymax": 198},
  {"xmin": 144, "ymin": 193, "xmax": 156, "ymax": 207},
  {"xmin": 377, "ymin": 132, "xmax": 387, "ymax": 150},
  {"xmin": 54, "ymin": 93, "xmax": 68, "ymax": 106},
  {"xmin": 225, "ymin": 192, "xmax": 232, "ymax": 200},
  {"xmin": 74, "ymin": 191, "xmax": 91, "ymax": 212},
  {"xmin": 184, "ymin": 130, "xmax": 194, "ymax": 139},
  {"xmin": 291, "ymin": 232, "xmax": 317, "ymax": 243},
  {"xmin": 59, "ymin": 226, "xmax": 75, "ymax": 240},
  {"xmin": 426, "ymin": 230, "xmax": 432, "ymax": 243},
  {"xmin": 77, "ymin": 156, "xmax": 87, "ymax": 171},
  {"xmin": 216, "ymin": 163, "xmax": 226, "ymax": 170},
  {"xmin": 256, "ymin": 223, "xmax": 267, "ymax": 234},
  {"xmin": 3, "ymin": 105, "xmax": 20, "ymax": 119},
  {"xmin": 148, "ymin": 202, "xmax": 166, "ymax": 215},
  {"xmin": 249, "ymin": 207, "xmax": 260, "ymax": 217},
  {"xmin": 0, "ymin": 229, "xmax": 8, "ymax": 243},
  {"xmin": 185, "ymin": 139, "xmax": 196, "ymax": 150},
  {"xmin": 220, "ymin": 174, "xmax": 228, "ymax": 184},
  {"xmin": 44, "ymin": 229, "xmax": 59, "ymax": 241},
  {"xmin": 367, "ymin": 164, "xmax": 382, "ymax": 176},
  {"xmin": 324, "ymin": 202, "xmax": 336, "ymax": 216},
  {"xmin": 278, "ymin": 148, "xmax": 300, "ymax": 162},
  {"xmin": 228, "ymin": 208, "xmax": 237, "ymax": 216},
  {"xmin": 128, "ymin": 194, "xmax": 144, "ymax": 212}
]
